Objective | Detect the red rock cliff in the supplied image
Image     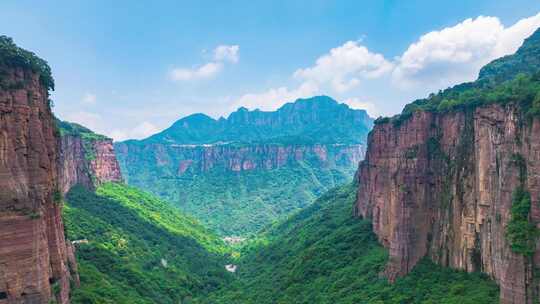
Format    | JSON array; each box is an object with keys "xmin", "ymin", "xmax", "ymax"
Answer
[
  {"xmin": 58, "ymin": 134, "xmax": 122, "ymax": 193},
  {"xmin": 0, "ymin": 67, "xmax": 77, "ymax": 303},
  {"xmin": 115, "ymin": 142, "xmax": 365, "ymax": 175},
  {"xmin": 356, "ymin": 104, "xmax": 540, "ymax": 303}
]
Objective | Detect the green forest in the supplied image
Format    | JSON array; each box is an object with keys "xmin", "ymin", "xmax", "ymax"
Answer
[{"xmin": 64, "ymin": 183, "xmax": 499, "ymax": 304}]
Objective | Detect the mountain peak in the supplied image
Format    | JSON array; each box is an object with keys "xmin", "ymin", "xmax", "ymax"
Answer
[{"xmin": 131, "ymin": 95, "xmax": 373, "ymax": 144}]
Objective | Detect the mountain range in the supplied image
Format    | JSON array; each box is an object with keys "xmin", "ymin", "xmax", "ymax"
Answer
[{"xmin": 115, "ymin": 96, "xmax": 373, "ymax": 235}]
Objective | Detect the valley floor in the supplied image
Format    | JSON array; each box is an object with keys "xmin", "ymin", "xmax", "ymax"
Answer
[{"xmin": 64, "ymin": 183, "xmax": 500, "ymax": 304}]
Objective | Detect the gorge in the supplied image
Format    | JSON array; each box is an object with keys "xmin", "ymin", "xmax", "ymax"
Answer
[{"xmin": 2, "ymin": 16, "xmax": 540, "ymax": 304}]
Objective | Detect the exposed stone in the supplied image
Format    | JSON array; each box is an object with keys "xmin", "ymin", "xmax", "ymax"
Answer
[
  {"xmin": 356, "ymin": 104, "xmax": 540, "ymax": 304},
  {"xmin": 0, "ymin": 67, "xmax": 76, "ymax": 303},
  {"xmin": 58, "ymin": 135, "xmax": 122, "ymax": 193},
  {"xmin": 115, "ymin": 143, "xmax": 365, "ymax": 175}
]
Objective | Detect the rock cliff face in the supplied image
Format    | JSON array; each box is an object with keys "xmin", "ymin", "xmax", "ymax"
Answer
[
  {"xmin": 0, "ymin": 66, "xmax": 76, "ymax": 303},
  {"xmin": 116, "ymin": 142, "xmax": 364, "ymax": 175},
  {"xmin": 58, "ymin": 130, "xmax": 122, "ymax": 193},
  {"xmin": 356, "ymin": 104, "xmax": 540, "ymax": 303}
]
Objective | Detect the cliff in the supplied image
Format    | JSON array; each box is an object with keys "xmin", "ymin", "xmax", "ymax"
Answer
[
  {"xmin": 0, "ymin": 37, "xmax": 77, "ymax": 304},
  {"xmin": 57, "ymin": 120, "xmax": 122, "ymax": 193},
  {"xmin": 355, "ymin": 29, "xmax": 540, "ymax": 303},
  {"xmin": 116, "ymin": 142, "xmax": 364, "ymax": 175}
]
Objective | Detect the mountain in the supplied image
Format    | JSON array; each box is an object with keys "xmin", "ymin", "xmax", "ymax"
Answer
[
  {"xmin": 143, "ymin": 95, "xmax": 372, "ymax": 145},
  {"xmin": 356, "ymin": 28, "xmax": 540, "ymax": 303},
  {"xmin": 115, "ymin": 96, "xmax": 373, "ymax": 235},
  {"xmin": 64, "ymin": 183, "xmax": 232, "ymax": 303},
  {"xmin": 197, "ymin": 184, "xmax": 499, "ymax": 303},
  {"xmin": 0, "ymin": 36, "xmax": 77, "ymax": 303}
]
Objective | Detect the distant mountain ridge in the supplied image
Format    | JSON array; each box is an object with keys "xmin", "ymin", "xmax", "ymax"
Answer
[
  {"xmin": 139, "ymin": 95, "xmax": 372, "ymax": 145},
  {"xmin": 115, "ymin": 96, "xmax": 374, "ymax": 235}
]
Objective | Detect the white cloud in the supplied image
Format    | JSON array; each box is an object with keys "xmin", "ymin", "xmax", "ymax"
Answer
[
  {"xmin": 234, "ymin": 82, "xmax": 319, "ymax": 111},
  {"xmin": 170, "ymin": 62, "xmax": 223, "ymax": 81},
  {"xmin": 392, "ymin": 13, "xmax": 540, "ymax": 88},
  {"xmin": 343, "ymin": 98, "xmax": 380, "ymax": 117},
  {"xmin": 110, "ymin": 121, "xmax": 160, "ymax": 141},
  {"xmin": 82, "ymin": 93, "xmax": 97, "ymax": 105},
  {"xmin": 170, "ymin": 44, "xmax": 239, "ymax": 82},
  {"xmin": 214, "ymin": 45, "xmax": 240, "ymax": 63},
  {"xmin": 131, "ymin": 121, "xmax": 159, "ymax": 139},
  {"xmin": 224, "ymin": 12, "xmax": 540, "ymax": 117},
  {"xmin": 294, "ymin": 41, "xmax": 394, "ymax": 93},
  {"xmin": 63, "ymin": 111, "xmax": 103, "ymax": 131}
]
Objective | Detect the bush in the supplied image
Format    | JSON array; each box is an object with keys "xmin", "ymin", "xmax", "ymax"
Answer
[
  {"xmin": 0, "ymin": 36, "xmax": 54, "ymax": 90},
  {"xmin": 506, "ymin": 187, "xmax": 538, "ymax": 256}
]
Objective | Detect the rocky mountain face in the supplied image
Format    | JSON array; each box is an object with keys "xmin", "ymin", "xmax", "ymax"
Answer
[
  {"xmin": 116, "ymin": 142, "xmax": 364, "ymax": 175},
  {"xmin": 57, "ymin": 120, "xmax": 123, "ymax": 193},
  {"xmin": 0, "ymin": 38, "xmax": 77, "ymax": 304},
  {"xmin": 115, "ymin": 96, "xmax": 373, "ymax": 235},
  {"xmin": 356, "ymin": 29, "xmax": 540, "ymax": 303}
]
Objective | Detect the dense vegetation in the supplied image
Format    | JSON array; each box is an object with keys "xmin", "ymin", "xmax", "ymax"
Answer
[
  {"xmin": 120, "ymin": 156, "xmax": 356, "ymax": 236},
  {"xmin": 138, "ymin": 96, "xmax": 373, "ymax": 145},
  {"xmin": 506, "ymin": 187, "xmax": 538, "ymax": 257},
  {"xmin": 0, "ymin": 35, "xmax": 54, "ymax": 90},
  {"xmin": 377, "ymin": 28, "xmax": 540, "ymax": 126},
  {"xmin": 197, "ymin": 184, "xmax": 499, "ymax": 304},
  {"xmin": 63, "ymin": 183, "xmax": 232, "ymax": 304},
  {"xmin": 56, "ymin": 119, "xmax": 109, "ymax": 141}
]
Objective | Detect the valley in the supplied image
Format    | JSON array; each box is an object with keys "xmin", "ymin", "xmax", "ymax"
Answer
[
  {"xmin": 1, "ymin": 5, "xmax": 540, "ymax": 304},
  {"xmin": 115, "ymin": 96, "xmax": 372, "ymax": 235}
]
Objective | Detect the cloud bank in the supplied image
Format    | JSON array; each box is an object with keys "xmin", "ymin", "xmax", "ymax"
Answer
[{"xmin": 238, "ymin": 13, "xmax": 540, "ymax": 115}]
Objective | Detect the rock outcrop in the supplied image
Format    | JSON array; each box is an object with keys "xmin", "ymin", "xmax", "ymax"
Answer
[
  {"xmin": 0, "ymin": 65, "xmax": 76, "ymax": 303},
  {"xmin": 356, "ymin": 104, "xmax": 540, "ymax": 303},
  {"xmin": 58, "ymin": 126, "xmax": 122, "ymax": 193}
]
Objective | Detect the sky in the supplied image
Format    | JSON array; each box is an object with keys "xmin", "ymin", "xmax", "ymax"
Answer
[{"xmin": 1, "ymin": 0, "xmax": 540, "ymax": 141}]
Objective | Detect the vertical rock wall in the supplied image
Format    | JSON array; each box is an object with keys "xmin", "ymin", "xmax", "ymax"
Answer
[
  {"xmin": 58, "ymin": 135, "xmax": 122, "ymax": 194},
  {"xmin": 0, "ymin": 67, "xmax": 76, "ymax": 304},
  {"xmin": 356, "ymin": 104, "xmax": 540, "ymax": 303}
]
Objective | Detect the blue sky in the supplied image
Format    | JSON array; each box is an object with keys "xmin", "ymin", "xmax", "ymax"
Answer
[{"xmin": 2, "ymin": 0, "xmax": 540, "ymax": 140}]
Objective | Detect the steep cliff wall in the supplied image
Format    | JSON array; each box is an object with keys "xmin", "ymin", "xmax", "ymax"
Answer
[
  {"xmin": 57, "ymin": 121, "xmax": 122, "ymax": 193},
  {"xmin": 0, "ymin": 65, "xmax": 76, "ymax": 303},
  {"xmin": 116, "ymin": 142, "xmax": 364, "ymax": 175},
  {"xmin": 356, "ymin": 104, "xmax": 540, "ymax": 303}
]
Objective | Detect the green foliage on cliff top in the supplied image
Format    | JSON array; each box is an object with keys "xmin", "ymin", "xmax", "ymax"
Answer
[
  {"xmin": 64, "ymin": 183, "xmax": 232, "ymax": 304},
  {"xmin": 198, "ymin": 184, "xmax": 500, "ymax": 304},
  {"xmin": 376, "ymin": 28, "xmax": 540, "ymax": 125},
  {"xmin": 0, "ymin": 35, "xmax": 54, "ymax": 90},
  {"xmin": 56, "ymin": 119, "xmax": 109, "ymax": 141}
]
